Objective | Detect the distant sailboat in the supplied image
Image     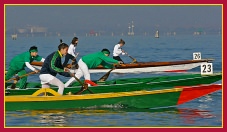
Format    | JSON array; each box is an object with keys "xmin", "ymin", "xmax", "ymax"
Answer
[
  {"xmin": 11, "ymin": 34, "xmax": 17, "ymax": 40},
  {"xmin": 11, "ymin": 27, "xmax": 17, "ymax": 40},
  {"xmin": 155, "ymin": 30, "xmax": 159, "ymax": 38}
]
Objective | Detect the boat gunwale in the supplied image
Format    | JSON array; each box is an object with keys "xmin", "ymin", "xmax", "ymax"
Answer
[
  {"xmin": 5, "ymin": 87, "xmax": 184, "ymax": 102},
  {"xmin": 5, "ymin": 72, "xmax": 222, "ymax": 95},
  {"xmin": 31, "ymin": 59, "xmax": 214, "ymax": 69}
]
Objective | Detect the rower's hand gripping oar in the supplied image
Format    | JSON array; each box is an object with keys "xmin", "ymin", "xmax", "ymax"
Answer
[
  {"xmin": 5, "ymin": 71, "xmax": 37, "ymax": 83},
  {"xmin": 67, "ymin": 71, "xmax": 93, "ymax": 95}
]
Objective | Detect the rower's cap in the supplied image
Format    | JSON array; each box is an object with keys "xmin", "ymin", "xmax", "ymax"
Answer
[
  {"xmin": 101, "ymin": 48, "xmax": 110, "ymax": 55},
  {"xmin": 29, "ymin": 46, "xmax": 38, "ymax": 52}
]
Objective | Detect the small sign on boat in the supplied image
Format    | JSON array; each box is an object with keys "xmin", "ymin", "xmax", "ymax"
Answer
[
  {"xmin": 193, "ymin": 52, "xmax": 201, "ymax": 60},
  {"xmin": 201, "ymin": 63, "xmax": 213, "ymax": 75}
]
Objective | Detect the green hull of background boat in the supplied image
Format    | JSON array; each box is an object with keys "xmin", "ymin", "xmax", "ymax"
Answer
[{"xmin": 5, "ymin": 73, "xmax": 222, "ymax": 96}]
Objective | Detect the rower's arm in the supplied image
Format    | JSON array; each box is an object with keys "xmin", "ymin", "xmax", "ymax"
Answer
[{"xmin": 25, "ymin": 62, "xmax": 35, "ymax": 71}]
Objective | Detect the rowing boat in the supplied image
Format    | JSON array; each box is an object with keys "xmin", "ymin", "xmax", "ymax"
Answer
[
  {"xmin": 31, "ymin": 59, "xmax": 214, "ymax": 73},
  {"xmin": 5, "ymin": 73, "xmax": 222, "ymax": 111},
  {"xmin": 5, "ymin": 83, "xmax": 222, "ymax": 111}
]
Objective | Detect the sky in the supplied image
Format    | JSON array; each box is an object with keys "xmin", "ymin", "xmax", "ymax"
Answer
[{"xmin": 5, "ymin": 5, "xmax": 222, "ymax": 35}]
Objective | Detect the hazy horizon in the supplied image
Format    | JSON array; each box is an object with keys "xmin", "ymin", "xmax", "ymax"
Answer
[{"xmin": 5, "ymin": 5, "xmax": 222, "ymax": 36}]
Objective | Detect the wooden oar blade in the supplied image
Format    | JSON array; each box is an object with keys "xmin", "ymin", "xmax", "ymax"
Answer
[
  {"xmin": 127, "ymin": 54, "xmax": 138, "ymax": 63},
  {"xmin": 11, "ymin": 81, "xmax": 17, "ymax": 89},
  {"xmin": 74, "ymin": 87, "xmax": 86, "ymax": 95},
  {"xmin": 11, "ymin": 76, "xmax": 20, "ymax": 89},
  {"xmin": 132, "ymin": 59, "xmax": 138, "ymax": 63},
  {"xmin": 98, "ymin": 68, "xmax": 114, "ymax": 82},
  {"xmin": 74, "ymin": 83, "xmax": 90, "ymax": 95}
]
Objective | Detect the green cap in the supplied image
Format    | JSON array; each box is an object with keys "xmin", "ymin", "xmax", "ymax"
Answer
[
  {"xmin": 102, "ymin": 51, "xmax": 110, "ymax": 54},
  {"xmin": 29, "ymin": 49, "xmax": 38, "ymax": 52}
]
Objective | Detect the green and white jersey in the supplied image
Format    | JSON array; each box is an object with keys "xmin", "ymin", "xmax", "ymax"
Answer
[
  {"xmin": 9, "ymin": 51, "xmax": 42, "ymax": 70},
  {"xmin": 82, "ymin": 52, "xmax": 118, "ymax": 69}
]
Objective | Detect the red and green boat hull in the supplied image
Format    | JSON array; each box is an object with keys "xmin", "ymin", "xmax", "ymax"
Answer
[{"xmin": 5, "ymin": 84, "xmax": 221, "ymax": 111}]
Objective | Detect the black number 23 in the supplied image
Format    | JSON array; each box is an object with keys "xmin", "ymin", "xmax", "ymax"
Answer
[{"xmin": 202, "ymin": 64, "xmax": 212, "ymax": 73}]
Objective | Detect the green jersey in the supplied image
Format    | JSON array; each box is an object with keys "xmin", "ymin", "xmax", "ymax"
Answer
[
  {"xmin": 9, "ymin": 51, "xmax": 42, "ymax": 70},
  {"xmin": 82, "ymin": 52, "xmax": 118, "ymax": 69}
]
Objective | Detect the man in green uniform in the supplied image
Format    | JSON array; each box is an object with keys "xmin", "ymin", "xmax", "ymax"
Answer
[
  {"xmin": 5, "ymin": 46, "xmax": 45, "ymax": 89},
  {"xmin": 64, "ymin": 48, "xmax": 121, "ymax": 87}
]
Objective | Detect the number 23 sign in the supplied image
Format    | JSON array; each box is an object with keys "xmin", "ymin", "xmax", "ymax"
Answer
[{"xmin": 201, "ymin": 63, "xmax": 213, "ymax": 75}]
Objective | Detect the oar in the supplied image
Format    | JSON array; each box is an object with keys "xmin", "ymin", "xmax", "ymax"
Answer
[
  {"xmin": 68, "ymin": 71, "xmax": 94, "ymax": 94},
  {"xmin": 98, "ymin": 68, "xmax": 115, "ymax": 82},
  {"xmin": 97, "ymin": 64, "xmax": 125, "ymax": 82},
  {"xmin": 5, "ymin": 71, "xmax": 38, "ymax": 89},
  {"xmin": 5, "ymin": 71, "xmax": 37, "ymax": 83},
  {"xmin": 126, "ymin": 53, "xmax": 137, "ymax": 63},
  {"xmin": 31, "ymin": 61, "xmax": 43, "ymax": 66},
  {"xmin": 123, "ymin": 50, "xmax": 137, "ymax": 63}
]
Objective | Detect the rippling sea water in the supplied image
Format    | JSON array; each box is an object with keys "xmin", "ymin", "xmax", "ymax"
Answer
[{"xmin": 4, "ymin": 34, "xmax": 222, "ymax": 127}]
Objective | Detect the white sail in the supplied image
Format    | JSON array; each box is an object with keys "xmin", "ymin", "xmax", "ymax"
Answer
[{"xmin": 155, "ymin": 30, "xmax": 159, "ymax": 38}]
